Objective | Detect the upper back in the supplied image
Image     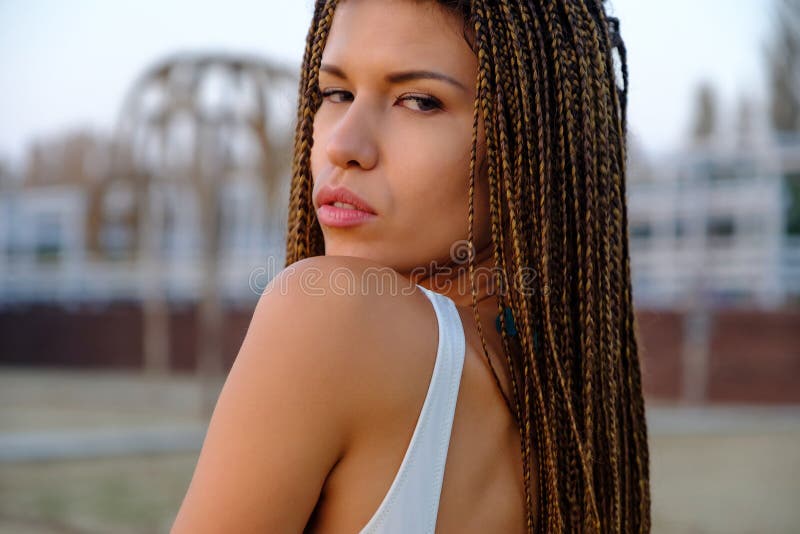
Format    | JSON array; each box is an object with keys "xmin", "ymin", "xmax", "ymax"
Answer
[
  {"xmin": 171, "ymin": 255, "xmax": 528, "ymax": 534},
  {"xmin": 300, "ymin": 256, "xmax": 529, "ymax": 533}
]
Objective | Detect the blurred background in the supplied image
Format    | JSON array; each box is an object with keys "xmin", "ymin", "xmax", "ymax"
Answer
[{"xmin": 0, "ymin": 0, "xmax": 798, "ymax": 532}]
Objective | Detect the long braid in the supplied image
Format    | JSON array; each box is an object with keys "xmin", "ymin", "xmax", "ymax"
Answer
[
  {"xmin": 561, "ymin": 2, "xmax": 620, "ymax": 531},
  {"xmin": 467, "ymin": 6, "xmax": 526, "ymax": 446},
  {"xmin": 542, "ymin": 2, "xmax": 607, "ymax": 530},
  {"xmin": 518, "ymin": 3, "xmax": 561, "ymax": 525},
  {"xmin": 590, "ymin": 4, "xmax": 651, "ymax": 530},
  {"xmin": 589, "ymin": 6, "xmax": 627, "ymax": 532},
  {"xmin": 285, "ymin": 0, "xmax": 337, "ymax": 262},
  {"xmin": 285, "ymin": 1, "xmax": 651, "ymax": 532},
  {"xmin": 475, "ymin": 4, "xmax": 537, "ymax": 529},
  {"xmin": 547, "ymin": 2, "xmax": 594, "ymax": 530},
  {"xmin": 603, "ymin": 7, "xmax": 651, "ymax": 531},
  {"xmin": 478, "ymin": 4, "xmax": 565, "ymax": 531},
  {"xmin": 585, "ymin": 8, "xmax": 624, "ymax": 529},
  {"xmin": 490, "ymin": 4, "xmax": 544, "ymax": 529}
]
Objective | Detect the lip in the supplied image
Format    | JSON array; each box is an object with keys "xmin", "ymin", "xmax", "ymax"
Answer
[{"xmin": 315, "ymin": 185, "xmax": 378, "ymax": 228}]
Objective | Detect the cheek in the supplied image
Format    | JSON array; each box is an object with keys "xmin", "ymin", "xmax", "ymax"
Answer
[
  {"xmin": 388, "ymin": 122, "xmax": 484, "ymax": 238},
  {"xmin": 394, "ymin": 132, "xmax": 470, "ymax": 213}
]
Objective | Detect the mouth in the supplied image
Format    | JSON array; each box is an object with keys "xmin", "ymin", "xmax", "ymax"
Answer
[
  {"xmin": 318, "ymin": 196, "xmax": 377, "ymax": 215},
  {"xmin": 316, "ymin": 202, "xmax": 377, "ymax": 228},
  {"xmin": 314, "ymin": 184, "xmax": 378, "ymax": 228},
  {"xmin": 328, "ymin": 201, "xmax": 369, "ymax": 211}
]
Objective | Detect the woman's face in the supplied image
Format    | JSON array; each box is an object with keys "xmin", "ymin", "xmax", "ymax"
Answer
[{"xmin": 310, "ymin": 0, "xmax": 490, "ymax": 275}]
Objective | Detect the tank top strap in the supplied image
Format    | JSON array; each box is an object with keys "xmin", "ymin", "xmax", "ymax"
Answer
[{"xmin": 358, "ymin": 284, "xmax": 466, "ymax": 533}]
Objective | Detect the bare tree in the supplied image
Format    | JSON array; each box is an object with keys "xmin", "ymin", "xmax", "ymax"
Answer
[
  {"xmin": 690, "ymin": 82, "xmax": 719, "ymax": 144},
  {"xmin": 767, "ymin": 0, "xmax": 800, "ymax": 134},
  {"xmin": 736, "ymin": 95, "xmax": 755, "ymax": 148},
  {"xmin": 24, "ymin": 131, "xmax": 107, "ymax": 187}
]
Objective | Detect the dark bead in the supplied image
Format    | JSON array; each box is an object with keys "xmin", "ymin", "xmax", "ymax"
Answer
[{"xmin": 495, "ymin": 306, "xmax": 518, "ymax": 337}]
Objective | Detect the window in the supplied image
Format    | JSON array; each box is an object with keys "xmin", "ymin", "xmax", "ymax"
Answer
[
  {"xmin": 34, "ymin": 212, "xmax": 62, "ymax": 263},
  {"xmin": 629, "ymin": 220, "xmax": 653, "ymax": 240},
  {"xmin": 706, "ymin": 215, "xmax": 735, "ymax": 241}
]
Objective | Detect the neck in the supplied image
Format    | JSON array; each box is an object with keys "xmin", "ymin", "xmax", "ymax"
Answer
[{"xmin": 413, "ymin": 243, "xmax": 499, "ymax": 309}]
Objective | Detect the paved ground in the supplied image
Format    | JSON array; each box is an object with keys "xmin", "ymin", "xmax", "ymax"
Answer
[{"xmin": 1, "ymin": 367, "xmax": 798, "ymax": 533}]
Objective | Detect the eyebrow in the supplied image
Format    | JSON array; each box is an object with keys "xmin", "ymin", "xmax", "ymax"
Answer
[{"xmin": 319, "ymin": 63, "xmax": 468, "ymax": 93}]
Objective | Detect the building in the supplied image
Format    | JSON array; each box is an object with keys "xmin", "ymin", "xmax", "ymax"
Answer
[
  {"xmin": 628, "ymin": 136, "xmax": 800, "ymax": 310},
  {"xmin": 0, "ymin": 170, "xmax": 288, "ymax": 307}
]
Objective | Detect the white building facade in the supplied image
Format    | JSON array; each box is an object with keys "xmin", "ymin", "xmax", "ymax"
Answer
[{"xmin": 628, "ymin": 138, "xmax": 800, "ymax": 310}]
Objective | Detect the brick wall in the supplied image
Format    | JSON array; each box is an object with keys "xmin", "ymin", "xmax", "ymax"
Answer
[
  {"xmin": 0, "ymin": 302, "xmax": 252, "ymax": 372},
  {"xmin": 1, "ymin": 304, "xmax": 798, "ymax": 404}
]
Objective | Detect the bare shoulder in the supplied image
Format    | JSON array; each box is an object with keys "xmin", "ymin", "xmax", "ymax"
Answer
[
  {"xmin": 268, "ymin": 255, "xmax": 418, "ymax": 302},
  {"xmin": 258, "ymin": 254, "xmax": 441, "ymax": 421},
  {"xmin": 172, "ymin": 256, "xmax": 435, "ymax": 532},
  {"xmin": 260, "ymin": 254, "xmax": 437, "ymax": 374},
  {"xmin": 262, "ymin": 254, "xmax": 426, "ymax": 323},
  {"xmin": 249, "ymin": 253, "xmax": 432, "ymax": 401}
]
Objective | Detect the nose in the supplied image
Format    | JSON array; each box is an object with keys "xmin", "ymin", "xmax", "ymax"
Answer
[{"xmin": 325, "ymin": 99, "xmax": 378, "ymax": 171}]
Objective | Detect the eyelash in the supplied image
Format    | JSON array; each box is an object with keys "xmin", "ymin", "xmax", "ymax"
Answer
[{"xmin": 318, "ymin": 89, "xmax": 443, "ymax": 113}]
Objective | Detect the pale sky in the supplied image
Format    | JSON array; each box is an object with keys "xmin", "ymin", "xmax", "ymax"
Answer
[{"xmin": 0, "ymin": 0, "xmax": 772, "ymax": 167}]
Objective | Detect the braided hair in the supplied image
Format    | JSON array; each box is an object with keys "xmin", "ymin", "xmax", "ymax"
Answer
[{"xmin": 285, "ymin": 1, "xmax": 650, "ymax": 532}]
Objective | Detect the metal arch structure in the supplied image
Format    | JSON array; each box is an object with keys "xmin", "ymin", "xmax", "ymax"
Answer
[
  {"xmin": 114, "ymin": 52, "xmax": 298, "ymax": 206},
  {"xmin": 101, "ymin": 52, "xmax": 298, "ymax": 406}
]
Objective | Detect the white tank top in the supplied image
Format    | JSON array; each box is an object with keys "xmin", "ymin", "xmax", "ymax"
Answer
[{"xmin": 358, "ymin": 284, "xmax": 466, "ymax": 534}]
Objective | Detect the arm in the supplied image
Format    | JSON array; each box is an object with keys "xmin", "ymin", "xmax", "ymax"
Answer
[{"xmin": 171, "ymin": 260, "xmax": 362, "ymax": 533}]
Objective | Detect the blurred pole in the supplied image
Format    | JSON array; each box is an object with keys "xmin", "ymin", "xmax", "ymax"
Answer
[
  {"xmin": 132, "ymin": 107, "xmax": 170, "ymax": 377},
  {"xmin": 195, "ymin": 120, "xmax": 225, "ymax": 418},
  {"xmin": 682, "ymin": 302, "xmax": 711, "ymax": 404},
  {"xmin": 681, "ymin": 166, "xmax": 711, "ymax": 404},
  {"xmin": 140, "ymin": 178, "xmax": 170, "ymax": 376}
]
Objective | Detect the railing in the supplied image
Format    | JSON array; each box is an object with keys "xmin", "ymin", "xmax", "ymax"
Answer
[{"xmin": 0, "ymin": 247, "xmax": 285, "ymax": 306}]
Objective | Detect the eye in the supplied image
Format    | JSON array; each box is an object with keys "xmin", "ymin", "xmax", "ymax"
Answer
[
  {"xmin": 398, "ymin": 94, "xmax": 443, "ymax": 114},
  {"xmin": 319, "ymin": 88, "xmax": 353, "ymax": 103}
]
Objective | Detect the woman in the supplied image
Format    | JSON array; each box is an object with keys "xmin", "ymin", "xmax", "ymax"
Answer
[{"xmin": 172, "ymin": 0, "xmax": 651, "ymax": 532}]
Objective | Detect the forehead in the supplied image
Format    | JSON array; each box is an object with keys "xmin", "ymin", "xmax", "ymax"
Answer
[{"xmin": 321, "ymin": 0, "xmax": 474, "ymax": 75}]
